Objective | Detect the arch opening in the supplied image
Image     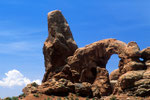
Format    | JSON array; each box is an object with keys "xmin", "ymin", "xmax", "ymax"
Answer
[
  {"xmin": 139, "ymin": 57, "xmax": 144, "ymax": 62},
  {"xmin": 106, "ymin": 54, "xmax": 120, "ymax": 74}
]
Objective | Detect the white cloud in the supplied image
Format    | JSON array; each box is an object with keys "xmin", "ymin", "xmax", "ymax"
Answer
[{"xmin": 0, "ymin": 69, "xmax": 41, "ymax": 87}]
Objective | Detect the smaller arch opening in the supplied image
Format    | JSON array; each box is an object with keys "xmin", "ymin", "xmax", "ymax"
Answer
[{"xmin": 139, "ymin": 57, "xmax": 144, "ymax": 62}]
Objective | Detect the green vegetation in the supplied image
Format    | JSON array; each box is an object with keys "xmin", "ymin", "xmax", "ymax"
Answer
[
  {"xmin": 110, "ymin": 95, "xmax": 117, "ymax": 100},
  {"xmin": 75, "ymin": 93, "xmax": 79, "ymax": 97},
  {"xmin": 86, "ymin": 97, "xmax": 89, "ymax": 100},
  {"xmin": 33, "ymin": 94, "xmax": 39, "ymax": 97},
  {"xmin": 31, "ymin": 82, "xmax": 38, "ymax": 87},
  {"xmin": 4, "ymin": 97, "xmax": 19, "ymax": 100},
  {"xmin": 19, "ymin": 93, "xmax": 26, "ymax": 98},
  {"xmin": 70, "ymin": 96, "xmax": 74, "ymax": 100},
  {"xmin": 57, "ymin": 97, "xmax": 61, "ymax": 100},
  {"xmin": 47, "ymin": 97, "xmax": 52, "ymax": 100},
  {"xmin": 47, "ymin": 97, "xmax": 50, "ymax": 100},
  {"xmin": 11, "ymin": 97, "xmax": 19, "ymax": 100},
  {"xmin": 75, "ymin": 97, "xmax": 79, "ymax": 100},
  {"xmin": 64, "ymin": 96, "xmax": 69, "ymax": 100},
  {"xmin": 4, "ymin": 97, "xmax": 11, "ymax": 100},
  {"xmin": 51, "ymin": 95, "xmax": 54, "ymax": 98}
]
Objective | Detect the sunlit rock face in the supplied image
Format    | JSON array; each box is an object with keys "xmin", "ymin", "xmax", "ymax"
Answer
[
  {"xmin": 42, "ymin": 10, "xmax": 78, "ymax": 83},
  {"xmin": 23, "ymin": 10, "xmax": 150, "ymax": 98}
]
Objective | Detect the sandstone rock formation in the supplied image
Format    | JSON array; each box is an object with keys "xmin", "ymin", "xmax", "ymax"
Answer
[
  {"xmin": 23, "ymin": 10, "xmax": 150, "ymax": 98},
  {"xmin": 23, "ymin": 82, "xmax": 39, "ymax": 95},
  {"xmin": 141, "ymin": 47, "xmax": 150, "ymax": 69},
  {"xmin": 113, "ymin": 70, "xmax": 150, "ymax": 97},
  {"xmin": 42, "ymin": 10, "xmax": 78, "ymax": 82}
]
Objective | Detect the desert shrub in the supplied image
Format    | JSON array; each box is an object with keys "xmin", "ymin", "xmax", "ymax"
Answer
[
  {"xmin": 64, "ymin": 96, "xmax": 69, "ymax": 100},
  {"xmin": 12, "ymin": 97, "xmax": 19, "ymax": 100},
  {"xmin": 4, "ymin": 97, "xmax": 11, "ymax": 100},
  {"xmin": 57, "ymin": 97, "xmax": 61, "ymax": 100},
  {"xmin": 19, "ymin": 93, "xmax": 26, "ymax": 98},
  {"xmin": 76, "ymin": 93, "xmax": 79, "ymax": 96},
  {"xmin": 70, "ymin": 96, "xmax": 74, "ymax": 100},
  {"xmin": 75, "ymin": 97, "xmax": 79, "ymax": 100},
  {"xmin": 47, "ymin": 97, "xmax": 52, "ymax": 100},
  {"xmin": 33, "ymin": 94, "xmax": 39, "ymax": 97},
  {"xmin": 110, "ymin": 95, "xmax": 117, "ymax": 100},
  {"xmin": 51, "ymin": 95, "xmax": 54, "ymax": 98},
  {"xmin": 86, "ymin": 97, "xmax": 89, "ymax": 100},
  {"xmin": 31, "ymin": 82, "xmax": 38, "ymax": 87}
]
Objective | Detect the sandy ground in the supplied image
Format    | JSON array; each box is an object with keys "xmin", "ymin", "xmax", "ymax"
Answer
[{"xmin": 18, "ymin": 93, "xmax": 150, "ymax": 100}]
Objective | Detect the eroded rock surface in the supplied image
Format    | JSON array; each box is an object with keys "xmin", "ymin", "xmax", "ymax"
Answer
[
  {"xmin": 109, "ymin": 69, "xmax": 120, "ymax": 80},
  {"xmin": 23, "ymin": 10, "xmax": 150, "ymax": 98},
  {"xmin": 113, "ymin": 70, "xmax": 150, "ymax": 97},
  {"xmin": 42, "ymin": 10, "xmax": 78, "ymax": 82},
  {"xmin": 23, "ymin": 82, "xmax": 39, "ymax": 95}
]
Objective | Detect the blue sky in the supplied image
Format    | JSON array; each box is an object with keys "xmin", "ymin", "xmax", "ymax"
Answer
[{"xmin": 0, "ymin": 0, "xmax": 150, "ymax": 98}]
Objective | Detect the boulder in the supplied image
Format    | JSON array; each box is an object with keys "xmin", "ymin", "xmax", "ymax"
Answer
[
  {"xmin": 53, "ymin": 65, "xmax": 80, "ymax": 82},
  {"xmin": 110, "ymin": 80, "xmax": 118, "ymax": 91},
  {"xmin": 113, "ymin": 70, "xmax": 150, "ymax": 97},
  {"xmin": 109, "ymin": 69, "xmax": 120, "ymax": 80},
  {"xmin": 145, "ymin": 60, "xmax": 150, "ymax": 69},
  {"xmin": 141, "ymin": 47, "xmax": 150, "ymax": 60},
  {"xmin": 123, "ymin": 61, "xmax": 145, "ymax": 72},
  {"xmin": 143, "ymin": 69, "xmax": 150, "ymax": 79},
  {"xmin": 118, "ymin": 71, "xmax": 145, "ymax": 90},
  {"xmin": 38, "ymin": 78, "xmax": 70, "ymax": 96},
  {"xmin": 22, "ymin": 82, "xmax": 39, "ymax": 95},
  {"xmin": 74, "ymin": 82, "xmax": 93, "ymax": 97},
  {"xmin": 134, "ymin": 79, "xmax": 150, "ymax": 96}
]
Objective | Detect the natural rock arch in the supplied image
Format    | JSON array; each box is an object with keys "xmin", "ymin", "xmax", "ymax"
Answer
[
  {"xmin": 67, "ymin": 39, "xmax": 143, "ymax": 83},
  {"xmin": 41, "ymin": 10, "xmax": 147, "ymax": 96},
  {"xmin": 42, "ymin": 10, "xmax": 145, "ymax": 83},
  {"xmin": 23, "ymin": 10, "xmax": 150, "ymax": 98},
  {"xmin": 106, "ymin": 54, "xmax": 120, "ymax": 74}
]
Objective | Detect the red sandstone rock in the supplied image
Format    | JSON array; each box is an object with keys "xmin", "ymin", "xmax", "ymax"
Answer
[
  {"xmin": 113, "ymin": 70, "xmax": 150, "ymax": 96},
  {"xmin": 141, "ymin": 47, "xmax": 150, "ymax": 70},
  {"xmin": 53, "ymin": 65, "xmax": 80, "ymax": 83},
  {"xmin": 141, "ymin": 47, "xmax": 150, "ymax": 60},
  {"xmin": 22, "ymin": 82, "xmax": 39, "ymax": 95},
  {"xmin": 42, "ymin": 10, "xmax": 78, "ymax": 82},
  {"xmin": 109, "ymin": 69, "xmax": 120, "ymax": 80},
  {"xmin": 23, "ymin": 10, "xmax": 150, "ymax": 98},
  {"xmin": 93, "ymin": 68, "xmax": 112, "ymax": 96}
]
